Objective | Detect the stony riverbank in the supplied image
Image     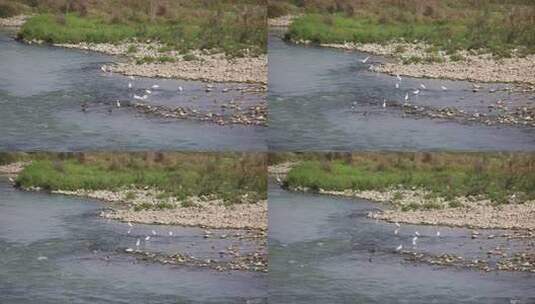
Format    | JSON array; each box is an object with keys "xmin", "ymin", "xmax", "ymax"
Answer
[
  {"xmin": 314, "ymin": 41, "xmax": 535, "ymax": 85},
  {"xmin": 52, "ymin": 41, "xmax": 267, "ymax": 84},
  {"xmin": 0, "ymin": 15, "xmax": 29, "ymax": 28},
  {"xmin": 285, "ymin": 184, "xmax": 535, "ymax": 231},
  {"xmin": 268, "ymin": 15, "xmax": 299, "ymax": 28},
  {"xmin": 45, "ymin": 188, "xmax": 267, "ymax": 230},
  {"xmin": 0, "ymin": 161, "xmax": 30, "ymax": 175}
]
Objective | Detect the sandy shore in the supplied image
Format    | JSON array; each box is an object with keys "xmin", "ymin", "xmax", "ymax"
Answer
[
  {"xmin": 318, "ymin": 41, "xmax": 535, "ymax": 85},
  {"xmin": 0, "ymin": 161, "xmax": 30, "ymax": 175},
  {"xmin": 54, "ymin": 41, "xmax": 267, "ymax": 84}
]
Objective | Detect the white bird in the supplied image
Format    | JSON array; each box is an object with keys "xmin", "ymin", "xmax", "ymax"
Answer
[
  {"xmin": 276, "ymin": 177, "xmax": 282, "ymax": 184},
  {"xmin": 396, "ymin": 244, "xmax": 403, "ymax": 251},
  {"xmin": 8, "ymin": 177, "xmax": 14, "ymax": 183},
  {"xmin": 395, "ymin": 83, "xmax": 400, "ymax": 89},
  {"xmin": 128, "ymin": 222, "xmax": 133, "ymax": 227},
  {"xmin": 127, "ymin": 228, "xmax": 131, "ymax": 234},
  {"xmin": 128, "ymin": 82, "xmax": 132, "ymax": 89},
  {"xmin": 116, "ymin": 100, "xmax": 121, "ymax": 108},
  {"xmin": 145, "ymin": 236, "xmax": 151, "ymax": 241},
  {"xmin": 382, "ymin": 99, "xmax": 386, "ymax": 108},
  {"xmin": 441, "ymin": 85, "xmax": 448, "ymax": 91},
  {"xmin": 412, "ymin": 236, "xmax": 418, "ymax": 246},
  {"xmin": 178, "ymin": 86, "xmax": 183, "ymax": 92},
  {"xmin": 368, "ymin": 64, "xmax": 374, "ymax": 71},
  {"xmin": 100, "ymin": 65, "xmax": 106, "ymax": 72},
  {"xmin": 142, "ymin": 95, "xmax": 148, "ymax": 100},
  {"xmin": 151, "ymin": 84, "xmax": 160, "ymax": 89},
  {"xmin": 168, "ymin": 231, "xmax": 173, "ymax": 236},
  {"xmin": 404, "ymin": 93, "xmax": 409, "ymax": 101},
  {"xmin": 151, "ymin": 230, "xmax": 157, "ymax": 236},
  {"xmin": 415, "ymin": 231, "xmax": 420, "ymax": 236},
  {"xmin": 436, "ymin": 231, "xmax": 441, "ymax": 237},
  {"xmin": 145, "ymin": 89, "xmax": 152, "ymax": 94},
  {"xmin": 395, "ymin": 222, "xmax": 401, "ymax": 228},
  {"xmin": 133, "ymin": 94, "xmax": 143, "ymax": 100},
  {"xmin": 37, "ymin": 256, "xmax": 48, "ymax": 261},
  {"xmin": 420, "ymin": 83, "xmax": 426, "ymax": 89},
  {"xmin": 413, "ymin": 89, "xmax": 420, "ymax": 95},
  {"xmin": 396, "ymin": 74, "xmax": 402, "ymax": 81},
  {"xmin": 129, "ymin": 76, "xmax": 135, "ymax": 80},
  {"xmin": 361, "ymin": 56, "xmax": 370, "ymax": 63},
  {"xmin": 136, "ymin": 238, "xmax": 141, "ymax": 247},
  {"xmin": 394, "ymin": 228, "xmax": 399, "ymax": 235}
]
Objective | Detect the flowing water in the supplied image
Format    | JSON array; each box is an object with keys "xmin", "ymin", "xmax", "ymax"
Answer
[
  {"xmin": 0, "ymin": 178, "xmax": 267, "ymax": 303},
  {"xmin": 268, "ymin": 32, "xmax": 535, "ymax": 151},
  {"xmin": 268, "ymin": 184, "xmax": 535, "ymax": 304},
  {"xmin": 0, "ymin": 30, "xmax": 266, "ymax": 151}
]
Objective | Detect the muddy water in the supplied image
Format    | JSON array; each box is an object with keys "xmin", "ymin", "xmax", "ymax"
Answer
[
  {"xmin": 0, "ymin": 30, "xmax": 266, "ymax": 151},
  {"xmin": 268, "ymin": 32, "xmax": 535, "ymax": 151},
  {"xmin": 0, "ymin": 179, "xmax": 267, "ymax": 303},
  {"xmin": 268, "ymin": 184, "xmax": 535, "ymax": 303}
]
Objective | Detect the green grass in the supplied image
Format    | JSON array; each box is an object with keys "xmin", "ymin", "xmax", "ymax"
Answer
[
  {"xmin": 15, "ymin": 152, "xmax": 267, "ymax": 205},
  {"xmin": 283, "ymin": 153, "xmax": 535, "ymax": 205},
  {"xmin": 16, "ymin": 3, "xmax": 266, "ymax": 57},
  {"xmin": 285, "ymin": 4, "xmax": 535, "ymax": 57}
]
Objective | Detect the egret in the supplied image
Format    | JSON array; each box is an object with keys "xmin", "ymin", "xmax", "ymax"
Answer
[
  {"xmin": 420, "ymin": 84, "xmax": 426, "ymax": 89},
  {"xmin": 128, "ymin": 82, "xmax": 132, "ymax": 89},
  {"xmin": 169, "ymin": 231, "xmax": 173, "ymax": 236},
  {"xmin": 125, "ymin": 248, "xmax": 134, "ymax": 252},
  {"xmin": 405, "ymin": 93, "xmax": 409, "ymax": 102},
  {"xmin": 413, "ymin": 89, "xmax": 420, "ymax": 95},
  {"xmin": 151, "ymin": 84, "xmax": 160, "ymax": 89},
  {"xmin": 276, "ymin": 177, "xmax": 282, "ymax": 184},
  {"xmin": 178, "ymin": 86, "xmax": 183, "ymax": 92},
  {"xmin": 436, "ymin": 231, "xmax": 441, "ymax": 237},
  {"xmin": 133, "ymin": 94, "xmax": 143, "ymax": 100},
  {"xmin": 116, "ymin": 100, "xmax": 121, "ymax": 108},
  {"xmin": 395, "ymin": 83, "xmax": 400, "ymax": 89},
  {"xmin": 129, "ymin": 76, "xmax": 135, "ymax": 80},
  {"xmin": 8, "ymin": 177, "xmax": 14, "ymax": 183},
  {"xmin": 361, "ymin": 56, "xmax": 370, "ymax": 63},
  {"xmin": 100, "ymin": 65, "xmax": 106, "ymax": 72},
  {"xmin": 394, "ymin": 228, "xmax": 399, "ymax": 235},
  {"xmin": 396, "ymin": 74, "xmax": 402, "ymax": 81},
  {"xmin": 128, "ymin": 222, "xmax": 133, "ymax": 227},
  {"xmin": 396, "ymin": 244, "xmax": 403, "ymax": 251},
  {"xmin": 145, "ymin": 236, "xmax": 151, "ymax": 241},
  {"xmin": 37, "ymin": 256, "xmax": 48, "ymax": 261},
  {"xmin": 145, "ymin": 89, "xmax": 152, "ymax": 94},
  {"xmin": 412, "ymin": 236, "xmax": 418, "ymax": 246},
  {"xmin": 415, "ymin": 231, "xmax": 420, "ymax": 236},
  {"xmin": 395, "ymin": 222, "xmax": 401, "ymax": 228},
  {"xmin": 441, "ymin": 85, "xmax": 448, "ymax": 91},
  {"xmin": 127, "ymin": 228, "xmax": 131, "ymax": 234},
  {"xmin": 382, "ymin": 99, "xmax": 386, "ymax": 108},
  {"xmin": 136, "ymin": 238, "xmax": 141, "ymax": 247},
  {"xmin": 151, "ymin": 230, "xmax": 157, "ymax": 236}
]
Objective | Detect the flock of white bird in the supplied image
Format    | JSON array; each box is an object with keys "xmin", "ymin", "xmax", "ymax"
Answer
[
  {"xmin": 354, "ymin": 56, "xmax": 449, "ymax": 110},
  {"xmin": 101, "ymin": 68, "xmax": 185, "ymax": 110},
  {"xmin": 125, "ymin": 221, "xmax": 174, "ymax": 252},
  {"xmin": 393, "ymin": 221, "xmax": 441, "ymax": 252}
]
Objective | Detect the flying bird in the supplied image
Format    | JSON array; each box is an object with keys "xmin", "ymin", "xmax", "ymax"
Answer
[
  {"xmin": 413, "ymin": 89, "xmax": 420, "ymax": 95},
  {"xmin": 361, "ymin": 56, "xmax": 370, "ymax": 63}
]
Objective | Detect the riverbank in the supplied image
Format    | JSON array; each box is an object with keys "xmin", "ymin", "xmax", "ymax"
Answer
[
  {"xmin": 278, "ymin": 153, "xmax": 535, "ymax": 231},
  {"xmin": 0, "ymin": 14, "xmax": 28, "ymax": 27},
  {"xmin": 318, "ymin": 41, "xmax": 535, "ymax": 85},
  {"xmin": 22, "ymin": 39, "xmax": 267, "ymax": 84},
  {"xmin": 10, "ymin": 153, "xmax": 268, "ymax": 230}
]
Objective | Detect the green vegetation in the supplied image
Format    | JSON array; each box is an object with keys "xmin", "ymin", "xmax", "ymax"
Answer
[
  {"xmin": 15, "ymin": 152, "xmax": 267, "ymax": 204},
  {"xmin": 7, "ymin": 0, "xmax": 266, "ymax": 56},
  {"xmin": 280, "ymin": 0, "xmax": 535, "ymax": 57},
  {"xmin": 278, "ymin": 152, "xmax": 535, "ymax": 205}
]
